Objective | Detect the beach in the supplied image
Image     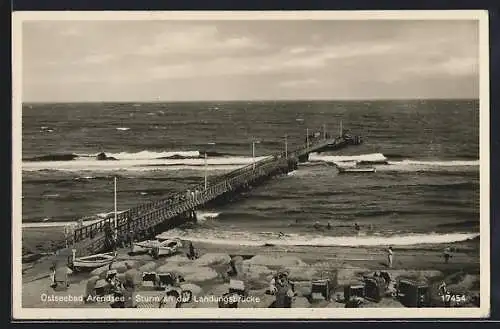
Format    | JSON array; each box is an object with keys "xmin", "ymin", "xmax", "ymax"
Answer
[{"xmin": 21, "ymin": 230, "xmax": 480, "ymax": 309}]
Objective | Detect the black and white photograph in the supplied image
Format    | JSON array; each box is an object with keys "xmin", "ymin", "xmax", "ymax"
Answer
[{"xmin": 12, "ymin": 11, "xmax": 489, "ymax": 319}]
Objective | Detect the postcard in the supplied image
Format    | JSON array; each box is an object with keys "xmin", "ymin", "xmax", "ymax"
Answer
[{"xmin": 12, "ymin": 10, "xmax": 490, "ymax": 319}]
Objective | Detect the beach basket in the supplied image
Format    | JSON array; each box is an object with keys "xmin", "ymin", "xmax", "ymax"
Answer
[
  {"xmin": 142, "ymin": 272, "xmax": 158, "ymax": 288},
  {"xmin": 397, "ymin": 279, "xmax": 430, "ymax": 308},
  {"xmin": 229, "ymin": 279, "xmax": 247, "ymax": 297},
  {"xmin": 218, "ymin": 292, "xmax": 239, "ymax": 308},
  {"xmin": 158, "ymin": 273, "xmax": 178, "ymax": 289},
  {"xmin": 94, "ymin": 279, "xmax": 110, "ymax": 297},
  {"xmin": 311, "ymin": 279, "xmax": 332, "ymax": 301},
  {"xmin": 344, "ymin": 283, "xmax": 365, "ymax": 301},
  {"xmin": 364, "ymin": 277, "xmax": 385, "ymax": 302}
]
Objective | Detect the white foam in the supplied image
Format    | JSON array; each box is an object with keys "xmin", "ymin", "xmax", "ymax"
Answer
[
  {"xmin": 309, "ymin": 153, "xmax": 387, "ymax": 164},
  {"xmin": 22, "ymin": 156, "xmax": 270, "ymax": 172},
  {"xmin": 389, "ymin": 159, "xmax": 479, "ymax": 167},
  {"xmin": 196, "ymin": 211, "xmax": 220, "ymax": 222},
  {"xmin": 22, "ymin": 219, "xmax": 102, "ymax": 228},
  {"xmin": 106, "ymin": 150, "xmax": 200, "ymax": 160},
  {"xmin": 379, "ymin": 159, "xmax": 479, "ymax": 172},
  {"xmin": 116, "ymin": 127, "xmax": 130, "ymax": 131},
  {"xmin": 157, "ymin": 229, "xmax": 479, "ymax": 247}
]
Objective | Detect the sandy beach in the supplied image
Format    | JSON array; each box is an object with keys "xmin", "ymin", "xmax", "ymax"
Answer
[{"xmin": 21, "ymin": 227, "xmax": 480, "ymax": 309}]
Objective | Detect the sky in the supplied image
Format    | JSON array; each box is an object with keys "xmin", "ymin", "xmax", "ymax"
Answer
[{"xmin": 21, "ymin": 19, "xmax": 480, "ymax": 102}]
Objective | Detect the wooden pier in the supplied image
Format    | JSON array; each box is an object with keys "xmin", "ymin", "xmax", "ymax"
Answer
[{"xmin": 70, "ymin": 130, "xmax": 362, "ymax": 256}]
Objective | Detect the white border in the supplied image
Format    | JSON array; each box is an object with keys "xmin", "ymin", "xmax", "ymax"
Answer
[{"xmin": 12, "ymin": 10, "xmax": 490, "ymax": 320}]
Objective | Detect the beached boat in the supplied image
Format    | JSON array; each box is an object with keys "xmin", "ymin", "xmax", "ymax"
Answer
[
  {"xmin": 151, "ymin": 239, "xmax": 183, "ymax": 259},
  {"xmin": 131, "ymin": 239, "xmax": 161, "ymax": 254},
  {"xmin": 68, "ymin": 252, "xmax": 116, "ymax": 272},
  {"xmin": 338, "ymin": 167, "xmax": 376, "ymax": 174}
]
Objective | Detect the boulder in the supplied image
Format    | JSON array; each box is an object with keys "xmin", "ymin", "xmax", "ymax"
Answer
[
  {"xmin": 138, "ymin": 262, "xmax": 157, "ymax": 273},
  {"xmin": 90, "ymin": 265, "xmax": 110, "ymax": 278},
  {"xmin": 156, "ymin": 263, "xmax": 182, "ymax": 274},
  {"xmin": 166, "ymin": 255, "xmax": 192, "ymax": 266},
  {"xmin": 117, "ymin": 273, "xmax": 126, "ymax": 283},
  {"xmin": 85, "ymin": 276, "xmax": 100, "ymax": 296},
  {"xmin": 184, "ymin": 267, "xmax": 219, "ymax": 283},
  {"xmin": 194, "ymin": 253, "xmax": 231, "ymax": 267},
  {"xmin": 237, "ymin": 263, "xmax": 273, "ymax": 281},
  {"xmin": 180, "ymin": 283, "xmax": 203, "ymax": 296},
  {"xmin": 111, "ymin": 260, "xmax": 138, "ymax": 273},
  {"xmin": 124, "ymin": 268, "xmax": 142, "ymax": 286},
  {"xmin": 231, "ymin": 255, "xmax": 244, "ymax": 265},
  {"xmin": 293, "ymin": 281, "xmax": 312, "ymax": 297},
  {"xmin": 208, "ymin": 284, "xmax": 230, "ymax": 296},
  {"xmin": 288, "ymin": 268, "xmax": 317, "ymax": 282}
]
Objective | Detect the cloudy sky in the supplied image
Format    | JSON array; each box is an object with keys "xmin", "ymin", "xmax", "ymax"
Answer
[{"xmin": 22, "ymin": 19, "xmax": 479, "ymax": 102}]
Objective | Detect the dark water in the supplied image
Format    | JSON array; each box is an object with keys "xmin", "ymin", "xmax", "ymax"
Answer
[{"xmin": 21, "ymin": 100, "xmax": 480, "ymax": 247}]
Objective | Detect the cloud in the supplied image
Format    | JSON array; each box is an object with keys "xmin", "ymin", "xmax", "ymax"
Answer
[
  {"xmin": 135, "ymin": 25, "xmax": 265, "ymax": 57},
  {"xmin": 21, "ymin": 19, "xmax": 480, "ymax": 101},
  {"xmin": 279, "ymin": 78, "xmax": 319, "ymax": 88}
]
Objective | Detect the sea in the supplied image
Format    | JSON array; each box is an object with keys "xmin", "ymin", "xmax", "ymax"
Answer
[{"xmin": 21, "ymin": 99, "xmax": 480, "ymax": 247}]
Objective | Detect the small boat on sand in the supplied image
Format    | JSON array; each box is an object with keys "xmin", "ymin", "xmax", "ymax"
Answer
[
  {"xmin": 131, "ymin": 240, "xmax": 161, "ymax": 254},
  {"xmin": 151, "ymin": 239, "xmax": 183, "ymax": 259},
  {"xmin": 338, "ymin": 166, "xmax": 376, "ymax": 174},
  {"xmin": 68, "ymin": 251, "xmax": 116, "ymax": 272}
]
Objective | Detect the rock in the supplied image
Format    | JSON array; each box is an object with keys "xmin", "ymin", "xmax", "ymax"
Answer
[
  {"xmin": 85, "ymin": 276, "xmax": 100, "ymax": 296},
  {"xmin": 237, "ymin": 262, "xmax": 273, "ymax": 280},
  {"xmin": 194, "ymin": 253, "xmax": 231, "ymax": 267},
  {"xmin": 156, "ymin": 263, "xmax": 182, "ymax": 274},
  {"xmin": 138, "ymin": 262, "xmax": 157, "ymax": 273},
  {"xmin": 117, "ymin": 273, "xmax": 126, "ymax": 283},
  {"xmin": 208, "ymin": 284, "xmax": 230, "ymax": 296},
  {"xmin": 111, "ymin": 261, "xmax": 138, "ymax": 273},
  {"xmin": 180, "ymin": 283, "xmax": 203, "ymax": 296},
  {"xmin": 294, "ymin": 281, "xmax": 312, "ymax": 297},
  {"xmin": 124, "ymin": 269, "xmax": 142, "ymax": 285},
  {"xmin": 96, "ymin": 152, "xmax": 107, "ymax": 160},
  {"xmin": 90, "ymin": 265, "xmax": 110, "ymax": 278},
  {"xmin": 231, "ymin": 256, "xmax": 244, "ymax": 265},
  {"xmin": 184, "ymin": 267, "xmax": 219, "ymax": 283},
  {"xmin": 166, "ymin": 255, "xmax": 192, "ymax": 266},
  {"xmin": 293, "ymin": 296, "xmax": 311, "ymax": 308},
  {"xmin": 288, "ymin": 268, "xmax": 317, "ymax": 281}
]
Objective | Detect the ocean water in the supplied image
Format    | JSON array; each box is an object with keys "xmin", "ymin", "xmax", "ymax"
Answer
[{"xmin": 21, "ymin": 100, "xmax": 480, "ymax": 247}]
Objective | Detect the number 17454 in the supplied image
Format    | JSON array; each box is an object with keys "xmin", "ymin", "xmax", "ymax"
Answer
[{"xmin": 441, "ymin": 294, "xmax": 467, "ymax": 303}]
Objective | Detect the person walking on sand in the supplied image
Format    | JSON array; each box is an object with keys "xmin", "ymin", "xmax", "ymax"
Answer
[
  {"xmin": 354, "ymin": 223, "xmax": 361, "ymax": 235},
  {"xmin": 443, "ymin": 247, "xmax": 452, "ymax": 264},
  {"xmin": 387, "ymin": 246, "xmax": 394, "ymax": 268}
]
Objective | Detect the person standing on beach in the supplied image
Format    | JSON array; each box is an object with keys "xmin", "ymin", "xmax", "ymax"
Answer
[
  {"xmin": 354, "ymin": 223, "xmax": 361, "ymax": 235},
  {"xmin": 387, "ymin": 246, "xmax": 394, "ymax": 268},
  {"xmin": 443, "ymin": 247, "xmax": 452, "ymax": 264}
]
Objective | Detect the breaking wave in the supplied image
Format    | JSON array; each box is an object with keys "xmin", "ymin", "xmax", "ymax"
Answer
[
  {"xmin": 157, "ymin": 229, "xmax": 479, "ymax": 247},
  {"xmin": 22, "ymin": 150, "xmax": 272, "ymax": 172},
  {"xmin": 308, "ymin": 152, "xmax": 479, "ymax": 172}
]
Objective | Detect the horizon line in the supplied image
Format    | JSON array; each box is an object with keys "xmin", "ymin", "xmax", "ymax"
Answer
[{"xmin": 21, "ymin": 97, "xmax": 479, "ymax": 104}]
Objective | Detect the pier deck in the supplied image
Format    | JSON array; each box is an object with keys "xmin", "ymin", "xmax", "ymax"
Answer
[{"xmin": 70, "ymin": 131, "xmax": 362, "ymax": 256}]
